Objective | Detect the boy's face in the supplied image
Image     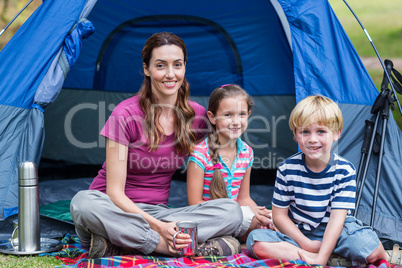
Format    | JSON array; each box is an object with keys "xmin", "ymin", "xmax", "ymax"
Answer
[{"xmin": 294, "ymin": 122, "xmax": 341, "ymax": 171}]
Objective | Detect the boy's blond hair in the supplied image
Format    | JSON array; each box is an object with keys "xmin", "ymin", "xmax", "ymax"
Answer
[{"xmin": 289, "ymin": 95, "xmax": 343, "ymax": 134}]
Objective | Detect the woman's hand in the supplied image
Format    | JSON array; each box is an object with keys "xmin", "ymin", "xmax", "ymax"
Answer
[{"xmin": 159, "ymin": 221, "xmax": 192, "ymax": 255}]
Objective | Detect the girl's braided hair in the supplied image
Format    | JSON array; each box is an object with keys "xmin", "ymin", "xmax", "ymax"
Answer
[{"xmin": 207, "ymin": 84, "xmax": 254, "ymax": 199}]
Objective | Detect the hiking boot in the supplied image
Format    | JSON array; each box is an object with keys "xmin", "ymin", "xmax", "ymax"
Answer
[
  {"xmin": 387, "ymin": 244, "xmax": 402, "ymax": 265},
  {"xmin": 327, "ymin": 254, "xmax": 367, "ymax": 267},
  {"xmin": 196, "ymin": 236, "xmax": 241, "ymax": 256},
  {"xmin": 327, "ymin": 254, "xmax": 353, "ymax": 267},
  {"xmin": 88, "ymin": 233, "xmax": 130, "ymax": 259}
]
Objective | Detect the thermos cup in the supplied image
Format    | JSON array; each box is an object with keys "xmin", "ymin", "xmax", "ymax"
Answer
[{"xmin": 173, "ymin": 221, "xmax": 198, "ymax": 256}]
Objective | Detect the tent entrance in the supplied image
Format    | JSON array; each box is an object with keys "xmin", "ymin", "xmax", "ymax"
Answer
[{"xmin": 93, "ymin": 15, "xmax": 243, "ymax": 93}]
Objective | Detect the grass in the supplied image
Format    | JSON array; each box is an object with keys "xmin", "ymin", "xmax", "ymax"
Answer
[
  {"xmin": 0, "ymin": 254, "xmax": 63, "ymax": 268},
  {"xmin": 329, "ymin": 0, "xmax": 402, "ymax": 58}
]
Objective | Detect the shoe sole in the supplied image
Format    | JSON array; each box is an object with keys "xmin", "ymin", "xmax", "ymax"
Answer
[{"xmin": 88, "ymin": 233, "xmax": 106, "ymax": 259}]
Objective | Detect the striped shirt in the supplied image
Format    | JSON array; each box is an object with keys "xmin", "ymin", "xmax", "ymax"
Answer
[
  {"xmin": 188, "ymin": 137, "xmax": 254, "ymax": 201},
  {"xmin": 272, "ymin": 152, "xmax": 356, "ymax": 231}
]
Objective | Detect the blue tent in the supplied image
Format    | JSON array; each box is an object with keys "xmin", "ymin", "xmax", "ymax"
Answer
[
  {"xmin": 0, "ymin": 0, "xmax": 96, "ymax": 218},
  {"xmin": 0, "ymin": 0, "xmax": 400, "ymax": 246}
]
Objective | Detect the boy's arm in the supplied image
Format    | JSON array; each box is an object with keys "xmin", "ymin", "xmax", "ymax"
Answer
[
  {"xmin": 273, "ymin": 206, "xmax": 320, "ymax": 253},
  {"xmin": 313, "ymin": 209, "xmax": 348, "ymax": 265}
]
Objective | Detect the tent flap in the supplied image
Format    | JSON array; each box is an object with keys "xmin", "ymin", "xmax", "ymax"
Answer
[{"xmin": 0, "ymin": 0, "xmax": 96, "ymax": 220}]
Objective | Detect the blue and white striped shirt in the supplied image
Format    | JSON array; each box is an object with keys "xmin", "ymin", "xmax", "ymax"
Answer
[{"xmin": 272, "ymin": 152, "xmax": 356, "ymax": 231}]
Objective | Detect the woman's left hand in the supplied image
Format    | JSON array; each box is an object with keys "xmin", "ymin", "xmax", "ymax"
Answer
[{"xmin": 161, "ymin": 221, "xmax": 192, "ymax": 254}]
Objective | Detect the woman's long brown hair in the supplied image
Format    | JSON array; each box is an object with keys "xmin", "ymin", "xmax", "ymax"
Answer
[{"xmin": 138, "ymin": 32, "xmax": 196, "ymax": 154}]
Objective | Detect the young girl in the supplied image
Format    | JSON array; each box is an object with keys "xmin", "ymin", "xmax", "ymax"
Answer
[{"xmin": 186, "ymin": 84, "xmax": 274, "ymax": 242}]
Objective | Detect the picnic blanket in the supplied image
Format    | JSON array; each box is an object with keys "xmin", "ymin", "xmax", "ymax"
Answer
[{"xmin": 42, "ymin": 234, "xmax": 400, "ymax": 268}]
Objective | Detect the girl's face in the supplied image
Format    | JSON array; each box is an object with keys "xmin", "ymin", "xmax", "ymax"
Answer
[
  {"xmin": 294, "ymin": 122, "xmax": 340, "ymax": 171},
  {"xmin": 143, "ymin": 44, "xmax": 186, "ymax": 101},
  {"xmin": 208, "ymin": 96, "xmax": 251, "ymax": 146}
]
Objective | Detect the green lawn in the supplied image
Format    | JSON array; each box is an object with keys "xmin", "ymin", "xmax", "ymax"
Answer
[
  {"xmin": 329, "ymin": 0, "xmax": 402, "ymax": 58},
  {"xmin": 0, "ymin": 254, "xmax": 63, "ymax": 268}
]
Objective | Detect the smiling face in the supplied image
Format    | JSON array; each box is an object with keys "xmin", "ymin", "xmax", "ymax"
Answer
[
  {"xmin": 143, "ymin": 44, "xmax": 186, "ymax": 102},
  {"xmin": 294, "ymin": 121, "xmax": 340, "ymax": 171},
  {"xmin": 208, "ymin": 96, "xmax": 251, "ymax": 146}
]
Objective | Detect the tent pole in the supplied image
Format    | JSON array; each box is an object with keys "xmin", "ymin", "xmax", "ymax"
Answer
[
  {"xmin": 342, "ymin": 0, "xmax": 402, "ymax": 115},
  {"xmin": 354, "ymin": 114, "xmax": 380, "ymax": 218},
  {"xmin": 370, "ymin": 100, "xmax": 390, "ymax": 226},
  {"xmin": 354, "ymin": 60, "xmax": 395, "ymax": 227},
  {"xmin": 0, "ymin": 0, "xmax": 33, "ymax": 37}
]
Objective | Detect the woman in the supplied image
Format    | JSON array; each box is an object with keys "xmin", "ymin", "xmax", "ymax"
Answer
[{"xmin": 70, "ymin": 32, "xmax": 243, "ymax": 258}]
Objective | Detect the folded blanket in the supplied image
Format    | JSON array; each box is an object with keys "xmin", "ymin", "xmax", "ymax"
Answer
[
  {"xmin": 40, "ymin": 200, "xmax": 73, "ymax": 223},
  {"xmin": 42, "ymin": 234, "xmax": 400, "ymax": 268}
]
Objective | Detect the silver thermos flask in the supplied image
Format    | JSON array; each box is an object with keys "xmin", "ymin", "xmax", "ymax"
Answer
[{"xmin": 18, "ymin": 161, "xmax": 40, "ymax": 252}]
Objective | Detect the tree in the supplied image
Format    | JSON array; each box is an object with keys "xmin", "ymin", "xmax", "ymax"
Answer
[{"xmin": 0, "ymin": 0, "xmax": 41, "ymax": 50}]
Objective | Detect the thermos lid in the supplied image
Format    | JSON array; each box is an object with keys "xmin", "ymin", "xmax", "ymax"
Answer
[{"xmin": 18, "ymin": 162, "xmax": 38, "ymax": 186}]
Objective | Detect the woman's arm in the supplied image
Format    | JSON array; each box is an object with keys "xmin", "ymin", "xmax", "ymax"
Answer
[
  {"xmin": 105, "ymin": 139, "xmax": 160, "ymax": 227},
  {"xmin": 186, "ymin": 161, "xmax": 206, "ymax": 205},
  {"xmin": 105, "ymin": 138, "xmax": 189, "ymax": 253}
]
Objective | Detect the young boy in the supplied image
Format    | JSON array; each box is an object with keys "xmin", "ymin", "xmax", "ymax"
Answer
[{"xmin": 246, "ymin": 95, "xmax": 389, "ymax": 266}]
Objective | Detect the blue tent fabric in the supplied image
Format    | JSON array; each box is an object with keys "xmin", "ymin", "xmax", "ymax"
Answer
[
  {"xmin": 277, "ymin": 0, "xmax": 401, "ymax": 245},
  {"xmin": 0, "ymin": 0, "xmax": 95, "ymax": 219},
  {"xmin": 0, "ymin": 0, "xmax": 400, "ymax": 245},
  {"xmin": 64, "ymin": 19, "xmax": 95, "ymax": 68},
  {"xmin": 0, "ymin": 106, "xmax": 44, "ymax": 219},
  {"xmin": 34, "ymin": 19, "xmax": 95, "ymax": 108},
  {"xmin": 63, "ymin": 0, "xmax": 295, "ymax": 95},
  {"xmin": 277, "ymin": 0, "xmax": 378, "ymax": 105},
  {"xmin": 0, "ymin": 0, "xmax": 87, "ymax": 109}
]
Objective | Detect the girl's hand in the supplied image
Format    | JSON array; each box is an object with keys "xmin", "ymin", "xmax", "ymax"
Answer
[
  {"xmin": 252, "ymin": 207, "xmax": 275, "ymax": 230},
  {"xmin": 159, "ymin": 222, "xmax": 192, "ymax": 254}
]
